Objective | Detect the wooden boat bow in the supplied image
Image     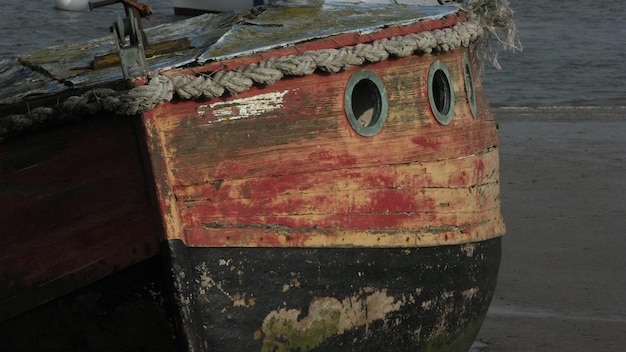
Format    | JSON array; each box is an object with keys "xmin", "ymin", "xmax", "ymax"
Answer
[{"xmin": 0, "ymin": 2, "xmax": 520, "ymax": 350}]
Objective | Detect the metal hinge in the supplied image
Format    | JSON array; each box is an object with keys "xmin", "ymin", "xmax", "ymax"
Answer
[{"xmin": 90, "ymin": 0, "xmax": 153, "ymax": 81}]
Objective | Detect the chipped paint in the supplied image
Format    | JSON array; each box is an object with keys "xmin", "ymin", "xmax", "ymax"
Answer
[
  {"xmin": 195, "ymin": 261, "xmax": 257, "ymax": 311},
  {"xmin": 462, "ymin": 287, "xmax": 479, "ymax": 300},
  {"xmin": 461, "ymin": 243, "xmax": 477, "ymax": 257},
  {"xmin": 419, "ymin": 287, "xmax": 487, "ymax": 347},
  {"xmin": 197, "ymin": 90, "xmax": 290, "ymax": 121},
  {"xmin": 155, "ymin": 48, "xmax": 505, "ymax": 249},
  {"xmin": 422, "ymin": 318, "xmax": 485, "ymax": 352},
  {"xmin": 161, "ymin": 239, "xmax": 501, "ymax": 351},
  {"xmin": 218, "ymin": 258, "xmax": 232, "ymax": 266},
  {"xmin": 281, "ymin": 272, "xmax": 302, "ymax": 292},
  {"xmin": 261, "ymin": 288, "xmax": 403, "ymax": 351}
]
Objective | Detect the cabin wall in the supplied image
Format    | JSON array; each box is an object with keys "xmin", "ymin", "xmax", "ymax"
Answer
[
  {"xmin": 0, "ymin": 116, "xmax": 163, "ymax": 321},
  {"xmin": 144, "ymin": 48, "xmax": 504, "ymax": 248}
]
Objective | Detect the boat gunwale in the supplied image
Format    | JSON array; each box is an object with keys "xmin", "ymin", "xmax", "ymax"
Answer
[{"xmin": 169, "ymin": 11, "xmax": 466, "ymax": 77}]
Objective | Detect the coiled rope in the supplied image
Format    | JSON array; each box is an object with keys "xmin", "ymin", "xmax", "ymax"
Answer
[{"xmin": 1, "ymin": 19, "xmax": 483, "ymax": 142}]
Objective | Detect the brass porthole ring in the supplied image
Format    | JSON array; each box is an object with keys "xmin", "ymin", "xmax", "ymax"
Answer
[
  {"xmin": 345, "ymin": 70, "xmax": 388, "ymax": 137},
  {"xmin": 463, "ymin": 53, "xmax": 477, "ymax": 118},
  {"xmin": 428, "ymin": 60, "xmax": 455, "ymax": 125}
]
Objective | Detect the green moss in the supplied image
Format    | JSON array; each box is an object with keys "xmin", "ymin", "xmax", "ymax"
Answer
[{"xmin": 262, "ymin": 308, "xmax": 341, "ymax": 352}]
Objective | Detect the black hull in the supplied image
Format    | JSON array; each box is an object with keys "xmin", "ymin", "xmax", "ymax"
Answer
[
  {"xmin": 0, "ymin": 239, "xmax": 500, "ymax": 352},
  {"xmin": 165, "ymin": 237, "xmax": 501, "ymax": 352}
]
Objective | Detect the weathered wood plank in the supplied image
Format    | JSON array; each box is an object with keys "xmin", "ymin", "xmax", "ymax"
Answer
[
  {"xmin": 139, "ymin": 112, "xmax": 187, "ymax": 242},
  {"xmin": 92, "ymin": 38, "xmax": 192, "ymax": 70},
  {"xmin": 180, "ymin": 181, "xmax": 499, "ymax": 221},
  {"xmin": 174, "ymin": 149, "xmax": 499, "ymax": 200},
  {"xmin": 142, "ymin": 48, "xmax": 502, "ymax": 247},
  {"xmin": 0, "ymin": 116, "xmax": 161, "ymax": 321},
  {"xmin": 183, "ymin": 214, "xmax": 505, "ymax": 247},
  {"xmin": 151, "ymin": 50, "xmax": 497, "ymax": 186}
]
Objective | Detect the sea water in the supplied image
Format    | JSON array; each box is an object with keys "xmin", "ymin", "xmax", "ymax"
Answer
[
  {"xmin": 0, "ymin": 0, "xmax": 624, "ymax": 107},
  {"xmin": 0, "ymin": 0, "xmax": 182, "ymax": 54},
  {"xmin": 481, "ymin": 0, "xmax": 626, "ymax": 107}
]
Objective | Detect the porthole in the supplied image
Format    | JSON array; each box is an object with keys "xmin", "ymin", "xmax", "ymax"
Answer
[
  {"xmin": 463, "ymin": 53, "xmax": 477, "ymax": 118},
  {"xmin": 427, "ymin": 60, "xmax": 455, "ymax": 125},
  {"xmin": 345, "ymin": 70, "xmax": 388, "ymax": 137}
]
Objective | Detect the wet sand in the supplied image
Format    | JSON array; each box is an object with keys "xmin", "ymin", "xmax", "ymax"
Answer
[{"xmin": 473, "ymin": 107, "xmax": 626, "ymax": 351}]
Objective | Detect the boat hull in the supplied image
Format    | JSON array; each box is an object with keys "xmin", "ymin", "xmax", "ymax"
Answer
[
  {"xmin": 164, "ymin": 238, "xmax": 501, "ymax": 351},
  {"xmin": 141, "ymin": 44, "xmax": 505, "ymax": 350},
  {"xmin": 0, "ymin": 115, "xmax": 162, "ymax": 321},
  {"xmin": 143, "ymin": 48, "xmax": 503, "ymax": 248},
  {"xmin": 0, "ymin": 3, "xmax": 508, "ymax": 350}
]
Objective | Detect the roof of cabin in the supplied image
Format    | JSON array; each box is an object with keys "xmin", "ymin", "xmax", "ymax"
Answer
[{"xmin": 0, "ymin": 1, "xmax": 458, "ymax": 107}]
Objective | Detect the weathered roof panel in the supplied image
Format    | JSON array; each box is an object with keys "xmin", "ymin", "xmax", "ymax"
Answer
[
  {"xmin": 0, "ymin": 57, "xmax": 67, "ymax": 105},
  {"xmin": 198, "ymin": 2, "xmax": 457, "ymax": 62},
  {"xmin": 0, "ymin": 1, "xmax": 458, "ymax": 107}
]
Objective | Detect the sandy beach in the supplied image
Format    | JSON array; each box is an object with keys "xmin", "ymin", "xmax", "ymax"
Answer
[{"xmin": 473, "ymin": 107, "xmax": 626, "ymax": 351}]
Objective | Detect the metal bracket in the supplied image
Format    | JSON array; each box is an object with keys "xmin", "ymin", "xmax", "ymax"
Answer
[
  {"xmin": 111, "ymin": 10, "xmax": 149, "ymax": 80},
  {"xmin": 90, "ymin": 0, "xmax": 152, "ymax": 81}
]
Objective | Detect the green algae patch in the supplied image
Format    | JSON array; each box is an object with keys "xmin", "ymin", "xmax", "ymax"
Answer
[
  {"xmin": 261, "ymin": 289, "xmax": 403, "ymax": 352},
  {"xmin": 262, "ymin": 308, "xmax": 341, "ymax": 352}
]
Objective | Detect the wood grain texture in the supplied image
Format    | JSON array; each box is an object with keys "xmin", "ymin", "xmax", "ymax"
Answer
[
  {"xmin": 144, "ymin": 48, "xmax": 504, "ymax": 247},
  {"xmin": 0, "ymin": 116, "xmax": 162, "ymax": 321}
]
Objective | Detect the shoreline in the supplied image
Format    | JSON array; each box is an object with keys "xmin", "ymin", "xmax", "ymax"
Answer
[
  {"xmin": 474, "ymin": 109, "xmax": 626, "ymax": 351},
  {"xmin": 492, "ymin": 105, "xmax": 626, "ymax": 121}
]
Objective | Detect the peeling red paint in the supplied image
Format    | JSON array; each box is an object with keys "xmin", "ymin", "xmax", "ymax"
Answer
[
  {"xmin": 307, "ymin": 150, "xmax": 358, "ymax": 168},
  {"xmin": 146, "ymin": 48, "xmax": 503, "ymax": 248},
  {"xmin": 411, "ymin": 136, "xmax": 441, "ymax": 148}
]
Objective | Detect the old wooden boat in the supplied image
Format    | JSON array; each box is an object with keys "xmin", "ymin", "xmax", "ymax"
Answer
[{"xmin": 1, "ymin": 0, "xmax": 515, "ymax": 350}]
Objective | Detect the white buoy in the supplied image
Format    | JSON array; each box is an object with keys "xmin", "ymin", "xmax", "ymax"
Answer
[{"xmin": 54, "ymin": 0, "xmax": 89, "ymax": 11}]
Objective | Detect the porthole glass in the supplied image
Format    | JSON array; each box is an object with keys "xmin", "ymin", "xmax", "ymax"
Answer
[
  {"xmin": 345, "ymin": 70, "xmax": 388, "ymax": 137},
  {"xmin": 427, "ymin": 60, "xmax": 455, "ymax": 125},
  {"xmin": 463, "ymin": 53, "xmax": 477, "ymax": 118}
]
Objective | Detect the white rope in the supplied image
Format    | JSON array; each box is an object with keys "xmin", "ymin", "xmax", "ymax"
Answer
[
  {"xmin": 462, "ymin": 0, "xmax": 522, "ymax": 70},
  {"xmin": 1, "ymin": 19, "xmax": 487, "ymax": 142}
]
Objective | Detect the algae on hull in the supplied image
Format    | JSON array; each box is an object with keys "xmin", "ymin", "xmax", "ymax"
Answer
[{"xmin": 261, "ymin": 288, "xmax": 403, "ymax": 352}]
